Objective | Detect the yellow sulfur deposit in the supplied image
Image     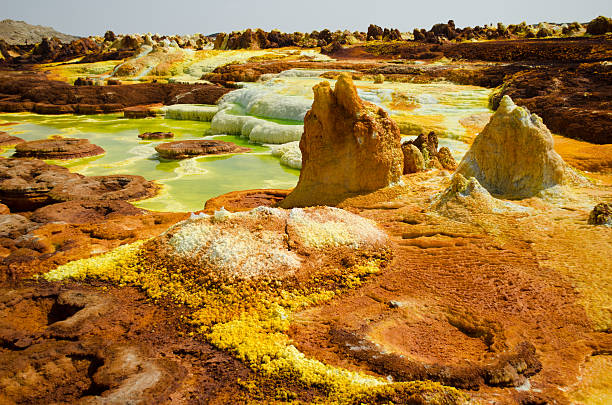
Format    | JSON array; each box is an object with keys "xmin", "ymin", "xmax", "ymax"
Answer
[{"xmin": 42, "ymin": 205, "xmax": 464, "ymax": 403}]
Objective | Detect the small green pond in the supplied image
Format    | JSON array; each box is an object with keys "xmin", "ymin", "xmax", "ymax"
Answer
[{"xmin": 0, "ymin": 113, "xmax": 299, "ymax": 212}]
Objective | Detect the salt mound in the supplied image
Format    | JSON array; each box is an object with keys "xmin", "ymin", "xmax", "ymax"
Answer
[
  {"xmin": 280, "ymin": 73, "xmax": 403, "ymax": 207},
  {"xmin": 271, "ymin": 141, "xmax": 302, "ymax": 169},
  {"xmin": 456, "ymin": 96, "xmax": 578, "ymax": 199},
  {"xmin": 220, "ymin": 84, "xmax": 312, "ymax": 122},
  {"xmin": 162, "ymin": 104, "xmax": 217, "ymax": 121},
  {"xmin": 432, "ymin": 173, "xmax": 531, "ymax": 217},
  {"xmin": 161, "ymin": 206, "xmax": 387, "ymax": 280}
]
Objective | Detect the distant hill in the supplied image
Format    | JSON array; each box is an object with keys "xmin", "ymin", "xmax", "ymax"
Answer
[{"xmin": 0, "ymin": 19, "xmax": 80, "ymax": 45}]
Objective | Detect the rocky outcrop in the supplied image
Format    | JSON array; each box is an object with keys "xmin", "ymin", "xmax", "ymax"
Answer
[
  {"xmin": 0, "ymin": 132, "xmax": 24, "ymax": 147},
  {"xmin": 155, "ymin": 140, "xmax": 250, "ymax": 159},
  {"xmin": 211, "ymin": 28, "xmax": 367, "ymax": 50},
  {"xmin": 588, "ymin": 203, "xmax": 612, "ymax": 226},
  {"xmin": 401, "ymin": 144, "xmax": 425, "ymax": 174},
  {"xmin": 13, "ymin": 138, "xmax": 105, "ymax": 159},
  {"xmin": 0, "ymin": 285, "xmax": 195, "ymax": 403},
  {"xmin": 586, "ymin": 16, "xmax": 612, "ymax": 35},
  {"xmin": 138, "ymin": 132, "xmax": 174, "ymax": 140},
  {"xmin": 367, "ymin": 25, "xmax": 401, "ymax": 41},
  {"xmin": 0, "ymin": 214, "xmax": 36, "ymax": 238},
  {"xmin": 0, "ymin": 70, "xmax": 230, "ymax": 115},
  {"xmin": 402, "ymin": 132, "xmax": 457, "ymax": 174},
  {"xmin": 431, "ymin": 20, "xmax": 458, "ymax": 40},
  {"xmin": 456, "ymin": 96, "xmax": 578, "ymax": 199},
  {"xmin": 30, "ymin": 200, "xmax": 143, "ymax": 224},
  {"xmin": 280, "ymin": 73, "xmax": 403, "ymax": 207},
  {"xmin": 27, "ymin": 37, "xmax": 100, "ymax": 63},
  {"xmin": 0, "ymin": 158, "xmax": 158, "ymax": 211}
]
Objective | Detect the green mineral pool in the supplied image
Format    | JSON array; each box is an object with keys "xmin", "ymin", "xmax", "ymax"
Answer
[{"xmin": 0, "ymin": 113, "xmax": 300, "ymax": 212}]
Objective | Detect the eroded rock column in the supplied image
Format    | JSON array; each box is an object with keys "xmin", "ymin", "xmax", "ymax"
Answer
[{"xmin": 280, "ymin": 73, "xmax": 403, "ymax": 207}]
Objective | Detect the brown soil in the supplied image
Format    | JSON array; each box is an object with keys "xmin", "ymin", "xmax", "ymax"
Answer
[
  {"xmin": 553, "ymin": 135, "xmax": 612, "ymax": 174},
  {"xmin": 202, "ymin": 189, "xmax": 291, "ymax": 214},
  {"xmin": 13, "ymin": 138, "xmax": 105, "ymax": 159},
  {"xmin": 0, "ymin": 207, "xmax": 186, "ymax": 281},
  {"xmin": 0, "ymin": 282, "xmax": 259, "ymax": 404},
  {"xmin": 286, "ymin": 171, "xmax": 612, "ymax": 403},
  {"xmin": 0, "ymin": 169, "xmax": 610, "ymax": 403},
  {"xmin": 155, "ymin": 140, "xmax": 251, "ymax": 159}
]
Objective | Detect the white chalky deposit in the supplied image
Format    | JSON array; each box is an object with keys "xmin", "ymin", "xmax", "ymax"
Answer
[
  {"xmin": 271, "ymin": 141, "xmax": 302, "ymax": 169},
  {"xmin": 163, "ymin": 206, "xmax": 387, "ymax": 279}
]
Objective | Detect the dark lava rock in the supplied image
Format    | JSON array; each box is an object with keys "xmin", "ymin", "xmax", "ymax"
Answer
[
  {"xmin": 367, "ymin": 24, "xmax": 383, "ymax": 41},
  {"xmin": 13, "ymin": 138, "xmax": 105, "ymax": 159},
  {"xmin": 586, "ymin": 16, "xmax": 612, "ymax": 35},
  {"xmin": 138, "ymin": 131, "xmax": 174, "ymax": 140},
  {"xmin": 155, "ymin": 140, "xmax": 251, "ymax": 159},
  {"xmin": 410, "ymin": 131, "xmax": 438, "ymax": 159},
  {"xmin": 588, "ymin": 203, "xmax": 612, "ymax": 226},
  {"xmin": 104, "ymin": 30, "xmax": 116, "ymax": 42},
  {"xmin": 74, "ymin": 77, "xmax": 94, "ymax": 86}
]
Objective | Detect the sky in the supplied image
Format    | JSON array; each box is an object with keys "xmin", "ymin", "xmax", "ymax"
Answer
[{"xmin": 3, "ymin": 0, "xmax": 612, "ymax": 37}]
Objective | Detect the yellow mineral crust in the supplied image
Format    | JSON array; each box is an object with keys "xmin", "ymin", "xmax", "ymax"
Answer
[{"xmin": 42, "ymin": 206, "xmax": 464, "ymax": 403}]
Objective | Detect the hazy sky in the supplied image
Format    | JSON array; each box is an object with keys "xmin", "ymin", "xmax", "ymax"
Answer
[{"xmin": 4, "ymin": 0, "xmax": 612, "ymax": 36}]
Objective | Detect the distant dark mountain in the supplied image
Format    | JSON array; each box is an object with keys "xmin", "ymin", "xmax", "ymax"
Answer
[{"xmin": 0, "ymin": 19, "xmax": 80, "ymax": 45}]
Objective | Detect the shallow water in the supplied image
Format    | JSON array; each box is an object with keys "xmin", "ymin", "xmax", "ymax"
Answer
[{"xmin": 0, "ymin": 113, "xmax": 299, "ymax": 212}]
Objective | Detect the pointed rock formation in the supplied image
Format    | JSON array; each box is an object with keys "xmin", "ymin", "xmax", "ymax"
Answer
[
  {"xmin": 280, "ymin": 73, "xmax": 403, "ymax": 207},
  {"xmin": 456, "ymin": 95, "xmax": 578, "ymax": 199}
]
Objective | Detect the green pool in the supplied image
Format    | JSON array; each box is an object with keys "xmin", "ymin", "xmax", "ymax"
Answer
[{"xmin": 0, "ymin": 113, "xmax": 299, "ymax": 212}]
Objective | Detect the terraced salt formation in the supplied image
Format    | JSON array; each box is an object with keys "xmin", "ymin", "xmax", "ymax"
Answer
[
  {"xmin": 161, "ymin": 104, "xmax": 217, "ymax": 121},
  {"xmin": 207, "ymin": 68, "xmax": 491, "ymax": 154}
]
